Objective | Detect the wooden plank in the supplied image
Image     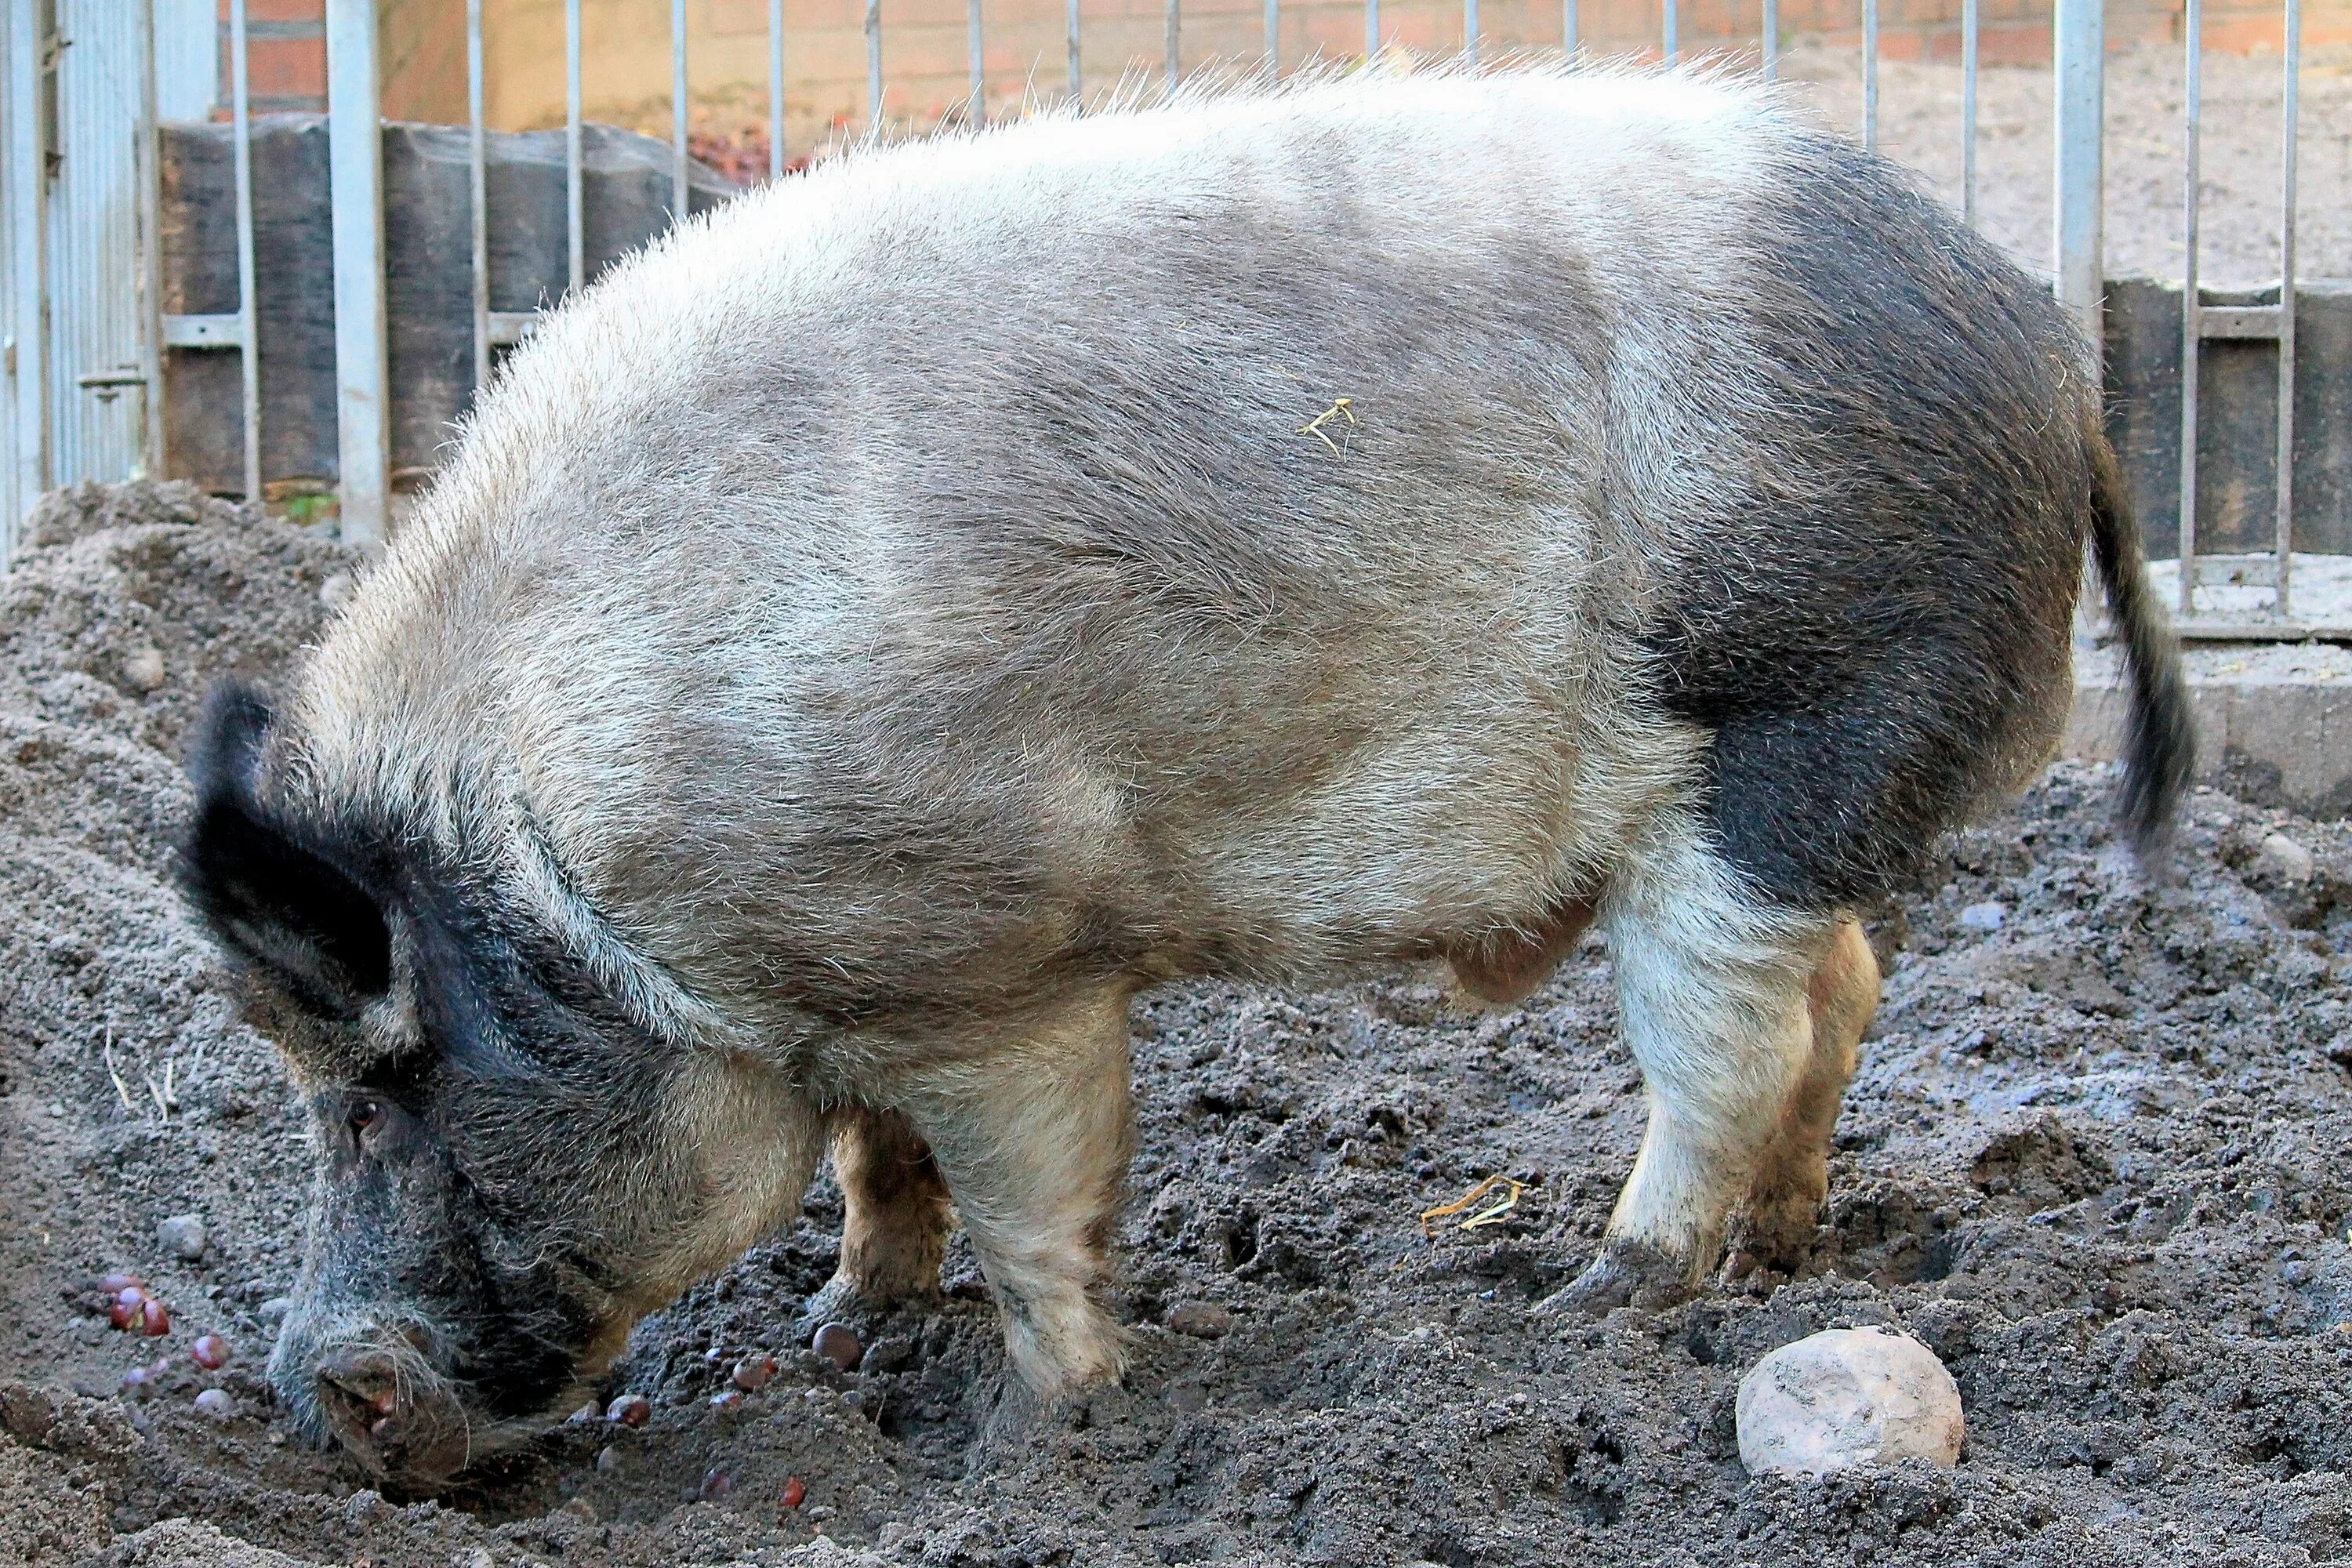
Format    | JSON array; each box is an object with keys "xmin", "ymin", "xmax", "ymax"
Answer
[
  {"xmin": 160, "ymin": 118, "xmax": 741, "ymax": 499},
  {"xmin": 2104, "ymin": 278, "xmax": 2352, "ymax": 561},
  {"xmin": 161, "ymin": 117, "xmax": 339, "ymax": 498}
]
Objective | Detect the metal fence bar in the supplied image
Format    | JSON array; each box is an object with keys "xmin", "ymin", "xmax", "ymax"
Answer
[
  {"xmin": 1762, "ymin": 0, "xmax": 1776, "ymax": 78},
  {"xmin": 1167, "ymin": 0, "xmax": 1181, "ymax": 89},
  {"xmin": 1069, "ymin": 0, "xmax": 1082, "ymax": 99},
  {"xmin": 136, "ymin": 0, "xmax": 164, "ymax": 477},
  {"xmin": 1862, "ymin": 0, "xmax": 1878, "ymax": 151},
  {"xmin": 967, "ymin": 0, "xmax": 982, "ymax": 120},
  {"xmin": 567, "ymin": 0, "xmax": 583, "ymax": 296},
  {"xmin": 2178, "ymin": 0, "xmax": 2200, "ymax": 612},
  {"xmin": 1365, "ymin": 0, "xmax": 1377, "ymax": 56},
  {"xmin": 2276, "ymin": 0, "xmax": 2299, "ymax": 617},
  {"xmin": 1268, "ymin": 0, "xmax": 1281, "ymax": 76},
  {"xmin": 52, "ymin": 0, "xmax": 149, "ymax": 485},
  {"xmin": 1961, "ymin": 0, "xmax": 1978, "ymax": 226},
  {"xmin": 1662, "ymin": 0, "xmax": 1676, "ymax": 64},
  {"xmin": 671, "ymin": 0, "xmax": 689, "ymax": 221},
  {"xmin": 866, "ymin": 0, "xmax": 882, "ymax": 132},
  {"xmin": 230, "ymin": 0, "xmax": 260, "ymax": 502},
  {"xmin": 3, "ymin": 0, "xmax": 44, "ymax": 550},
  {"xmin": 1465, "ymin": 0, "xmax": 1479, "ymax": 64},
  {"xmin": 0, "ymin": 12, "xmax": 14, "ymax": 553},
  {"xmin": 2053, "ymin": 0, "xmax": 2104, "ymax": 345},
  {"xmin": 468, "ymin": 0, "xmax": 488, "ymax": 404},
  {"xmin": 324, "ymin": 0, "xmax": 388, "ymax": 549},
  {"xmin": 772, "ymin": 0, "xmax": 787, "ymax": 174},
  {"xmin": 1564, "ymin": 0, "xmax": 1577, "ymax": 53}
]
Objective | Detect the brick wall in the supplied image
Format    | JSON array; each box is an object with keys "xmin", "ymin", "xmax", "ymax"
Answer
[
  {"xmin": 492, "ymin": 0, "xmax": 2350, "ymax": 151},
  {"xmin": 224, "ymin": 0, "xmax": 328, "ymax": 114},
  {"xmin": 216, "ymin": 0, "xmax": 2346, "ymax": 151}
]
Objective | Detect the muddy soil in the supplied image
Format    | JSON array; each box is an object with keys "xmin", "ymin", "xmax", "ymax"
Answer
[{"xmin": 3, "ymin": 482, "xmax": 2351, "ymax": 1566}]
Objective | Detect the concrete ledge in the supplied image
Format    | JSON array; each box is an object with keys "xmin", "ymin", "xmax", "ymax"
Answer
[{"xmin": 2067, "ymin": 641, "xmax": 2352, "ymax": 816}]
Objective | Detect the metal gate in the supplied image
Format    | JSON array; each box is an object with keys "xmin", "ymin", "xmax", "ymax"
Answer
[{"xmin": 1, "ymin": 0, "xmax": 216, "ymax": 540}]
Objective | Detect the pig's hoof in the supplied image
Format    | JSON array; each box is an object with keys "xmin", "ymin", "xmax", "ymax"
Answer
[
  {"xmin": 1718, "ymin": 1207, "xmax": 1817, "ymax": 1294},
  {"xmin": 1537, "ymin": 1240, "xmax": 1695, "ymax": 1317},
  {"xmin": 797, "ymin": 1274, "xmax": 899, "ymax": 1330}
]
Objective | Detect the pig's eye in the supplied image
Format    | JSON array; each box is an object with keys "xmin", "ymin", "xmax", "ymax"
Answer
[{"xmin": 348, "ymin": 1098, "xmax": 385, "ymax": 1138}]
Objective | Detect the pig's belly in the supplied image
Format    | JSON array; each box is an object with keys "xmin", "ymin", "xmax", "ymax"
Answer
[{"xmin": 1119, "ymin": 722, "xmax": 1602, "ymax": 974}]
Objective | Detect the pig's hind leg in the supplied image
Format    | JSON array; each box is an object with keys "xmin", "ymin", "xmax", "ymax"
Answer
[
  {"xmin": 1722, "ymin": 915, "xmax": 1879, "ymax": 1283},
  {"xmin": 804, "ymin": 1105, "xmax": 956, "ymax": 1322},
  {"xmin": 895, "ymin": 987, "xmax": 1136, "ymax": 1399},
  {"xmin": 1542, "ymin": 826, "xmax": 1839, "ymax": 1314}
]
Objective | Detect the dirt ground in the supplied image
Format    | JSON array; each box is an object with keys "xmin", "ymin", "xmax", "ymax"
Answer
[{"xmin": 2, "ymin": 485, "xmax": 2350, "ymax": 1566}]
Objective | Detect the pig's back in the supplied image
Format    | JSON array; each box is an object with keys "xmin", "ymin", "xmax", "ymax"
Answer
[{"xmin": 295, "ymin": 69, "xmax": 2082, "ymax": 1016}]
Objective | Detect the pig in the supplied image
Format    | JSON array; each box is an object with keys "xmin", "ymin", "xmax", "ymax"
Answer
[{"xmin": 177, "ymin": 64, "xmax": 2192, "ymax": 1486}]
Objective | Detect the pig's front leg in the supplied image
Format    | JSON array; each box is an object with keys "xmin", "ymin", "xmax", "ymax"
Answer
[
  {"xmin": 894, "ymin": 986, "xmax": 1137, "ymax": 1398},
  {"xmin": 1544, "ymin": 827, "xmax": 1840, "ymax": 1313}
]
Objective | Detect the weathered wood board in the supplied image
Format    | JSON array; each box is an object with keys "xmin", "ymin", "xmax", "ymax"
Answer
[
  {"xmin": 160, "ymin": 118, "xmax": 738, "ymax": 497},
  {"xmin": 2105, "ymin": 278, "xmax": 2352, "ymax": 559}
]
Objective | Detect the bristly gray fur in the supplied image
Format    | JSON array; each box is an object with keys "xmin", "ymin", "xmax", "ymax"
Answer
[{"xmin": 178, "ymin": 62, "xmax": 2191, "ymax": 1485}]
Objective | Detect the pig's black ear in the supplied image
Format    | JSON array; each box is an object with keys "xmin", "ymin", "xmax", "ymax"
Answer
[{"xmin": 179, "ymin": 680, "xmax": 391, "ymax": 1014}]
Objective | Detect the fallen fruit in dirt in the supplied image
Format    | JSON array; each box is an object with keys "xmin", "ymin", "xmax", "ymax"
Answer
[
  {"xmin": 109, "ymin": 1286, "xmax": 148, "ymax": 1329},
  {"xmin": 1736, "ymin": 1326, "xmax": 1964, "ymax": 1479},
  {"xmin": 190, "ymin": 1333, "xmax": 230, "ymax": 1370},
  {"xmin": 781, "ymin": 1476, "xmax": 807, "ymax": 1509},
  {"xmin": 710, "ymin": 1389, "xmax": 744, "ymax": 1412},
  {"xmin": 699, "ymin": 1465, "xmax": 734, "ymax": 1501},
  {"xmin": 98, "ymin": 1271, "xmax": 143, "ymax": 1295},
  {"xmin": 811, "ymin": 1322, "xmax": 862, "ymax": 1372},
  {"xmin": 731, "ymin": 1353, "xmax": 778, "ymax": 1391},
  {"xmin": 193, "ymin": 1388, "xmax": 236, "ymax": 1421},
  {"xmin": 137, "ymin": 1298, "xmax": 171, "ymax": 1336},
  {"xmin": 120, "ymin": 1366, "xmax": 154, "ymax": 1397},
  {"xmin": 607, "ymin": 1393, "xmax": 652, "ymax": 1428}
]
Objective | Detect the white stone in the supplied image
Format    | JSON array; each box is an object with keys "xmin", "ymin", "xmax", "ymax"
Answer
[
  {"xmin": 2256, "ymin": 833, "xmax": 2316, "ymax": 885},
  {"xmin": 157, "ymin": 1213, "xmax": 208, "ymax": 1261},
  {"xmin": 121, "ymin": 645, "xmax": 165, "ymax": 692},
  {"xmin": 1958, "ymin": 901, "xmax": 2005, "ymax": 932},
  {"xmin": 1736, "ymin": 1326, "xmax": 1964, "ymax": 1479}
]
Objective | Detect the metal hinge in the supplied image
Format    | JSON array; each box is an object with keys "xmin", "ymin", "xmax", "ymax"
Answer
[
  {"xmin": 2187, "ymin": 552, "xmax": 2279, "ymax": 589},
  {"xmin": 162, "ymin": 313, "xmax": 245, "ymax": 348},
  {"xmin": 2197, "ymin": 305, "xmax": 2284, "ymax": 340},
  {"xmin": 76, "ymin": 365, "xmax": 147, "ymax": 404}
]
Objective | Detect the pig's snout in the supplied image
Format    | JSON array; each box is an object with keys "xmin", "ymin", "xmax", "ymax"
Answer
[{"xmin": 281, "ymin": 1327, "xmax": 474, "ymax": 1486}]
